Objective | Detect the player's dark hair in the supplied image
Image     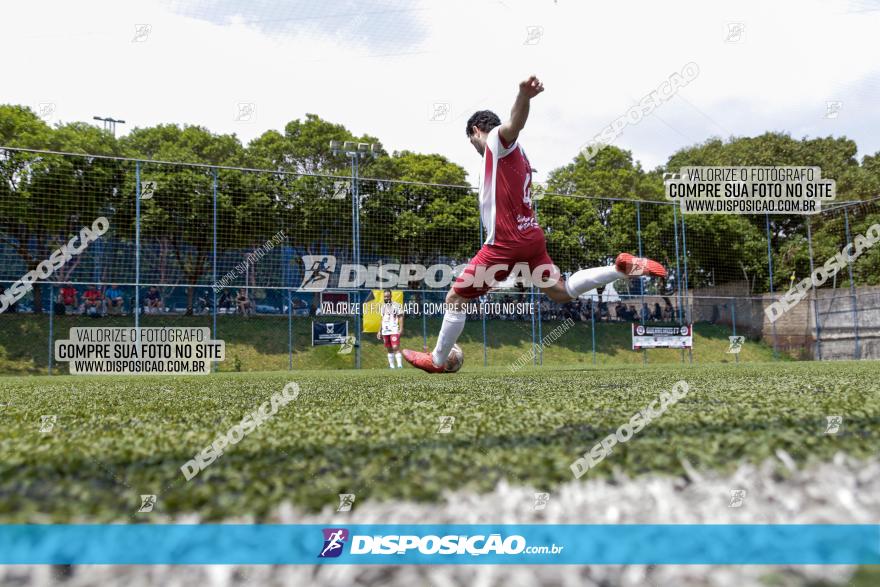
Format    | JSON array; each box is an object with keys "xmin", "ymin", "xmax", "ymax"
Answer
[{"xmin": 466, "ymin": 110, "xmax": 501, "ymax": 137}]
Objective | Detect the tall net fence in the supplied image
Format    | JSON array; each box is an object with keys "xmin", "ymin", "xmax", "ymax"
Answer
[{"xmin": 1, "ymin": 147, "xmax": 878, "ymax": 374}]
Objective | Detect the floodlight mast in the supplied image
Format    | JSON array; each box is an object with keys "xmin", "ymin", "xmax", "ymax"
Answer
[
  {"xmin": 328, "ymin": 140, "xmax": 381, "ymax": 369},
  {"xmin": 93, "ymin": 116, "xmax": 126, "ymax": 137},
  {"xmin": 328, "ymin": 140, "xmax": 380, "ymax": 160}
]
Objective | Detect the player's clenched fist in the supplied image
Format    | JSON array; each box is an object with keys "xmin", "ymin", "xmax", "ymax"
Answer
[{"xmin": 519, "ymin": 75, "xmax": 544, "ymax": 98}]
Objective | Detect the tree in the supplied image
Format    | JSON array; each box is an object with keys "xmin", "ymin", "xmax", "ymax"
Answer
[
  {"xmin": 360, "ymin": 151, "xmax": 473, "ymax": 265},
  {"xmin": 542, "ymin": 146, "xmax": 662, "ymax": 273},
  {"xmin": 0, "ymin": 108, "xmax": 123, "ymax": 312},
  {"xmin": 119, "ymin": 125, "xmax": 245, "ymax": 314},
  {"xmin": 247, "ymin": 113, "xmax": 380, "ymax": 176},
  {"xmin": 664, "ymin": 133, "xmax": 872, "ymax": 290},
  {"xmin": 366, "ymin": 151, "xmax": 467, "ymax": 185}
]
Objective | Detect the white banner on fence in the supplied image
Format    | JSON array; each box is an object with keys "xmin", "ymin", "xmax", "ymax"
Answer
[
  {"xmin": 54, "ymin": 327, "xmax": 225, "ymax": 374},
  {"xmin": 632, "ymin": 324, "xmax": 693, "ymax": 349}
]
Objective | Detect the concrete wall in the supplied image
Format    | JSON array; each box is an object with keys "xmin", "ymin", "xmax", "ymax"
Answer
[{"xmin": 689, "ymin": 282, "xmax": 880, "ymax": 360}]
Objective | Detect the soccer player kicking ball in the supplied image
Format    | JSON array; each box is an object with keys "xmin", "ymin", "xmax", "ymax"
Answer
[
  {"xmin": 377, "ymin": 289, "xmax": 405, "ymax": 369},
  {"xmin": 403, "ymin": 75, "xmax": 667, "ymax": 373}
]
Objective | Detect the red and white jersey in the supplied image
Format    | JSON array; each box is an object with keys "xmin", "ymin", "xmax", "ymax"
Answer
[
  {"xmin": 380, "ymin": 301, "xmax": 403, "ymax": 335},
  {"xmin": 478, "ymin": 126, "xmax": 540, "ymax": 246}
]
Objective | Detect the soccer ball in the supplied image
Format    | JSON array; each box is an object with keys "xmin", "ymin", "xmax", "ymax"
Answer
[{"xmin": 445, "ymin": 344, "xmax": 464, "ymax": 373}]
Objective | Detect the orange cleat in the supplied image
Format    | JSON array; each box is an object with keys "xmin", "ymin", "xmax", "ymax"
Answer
[
  {"xmin": 615, "ymin": 253, "xmax": 667, "ymax": 279},
  {"xmin": 402, "ymin": 349, "xmax": 446, "ymax": 373}
]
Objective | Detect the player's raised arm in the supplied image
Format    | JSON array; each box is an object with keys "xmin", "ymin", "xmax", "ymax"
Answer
[{"xmin": 498, "ymin": 75, "xmax": 544, "ymax": 145}]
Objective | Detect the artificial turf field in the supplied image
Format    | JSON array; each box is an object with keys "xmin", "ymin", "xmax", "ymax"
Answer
[{"xmin": 0, "ymin": 361, "xmax": 877, "ymax": 522}]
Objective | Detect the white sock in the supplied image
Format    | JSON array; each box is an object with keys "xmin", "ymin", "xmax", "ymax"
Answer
[
  {"xmin": 564, "ymin": 266, "xmax": 625, "ymax": 299},
  {"xmin": 395, "ymin": 352, "xmax": 402, "ymax": 368},
  {"xmin": 387, "ymin": 353, "xmax": 395, "ymax": 368},
  {"xmin": 432, "ymin": 310, "xmax": 467, "ymax": 366}
]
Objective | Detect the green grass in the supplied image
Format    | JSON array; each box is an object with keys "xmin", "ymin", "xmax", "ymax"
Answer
[
  {"xmin": 0, "ymin": 314, "xmax": 782, "ymax": 375},
  {"xmin": 0, "ymin": 361, "xmax": 876, "ymax": 522}
]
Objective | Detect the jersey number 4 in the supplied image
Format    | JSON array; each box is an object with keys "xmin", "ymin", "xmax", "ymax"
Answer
[{"xmin": 522, "ymin": 171, "xmax": 532, "ymax": 207}]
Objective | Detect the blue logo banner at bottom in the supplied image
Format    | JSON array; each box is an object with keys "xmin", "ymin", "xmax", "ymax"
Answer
[{"xmin": 1, "ymin": 524, "xmax": 878, "ymax": 565}]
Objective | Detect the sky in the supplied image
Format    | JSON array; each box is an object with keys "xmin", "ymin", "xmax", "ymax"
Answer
[{"xmin": 3, "ymin": 0, "xmax": 880, "ymax": 184}]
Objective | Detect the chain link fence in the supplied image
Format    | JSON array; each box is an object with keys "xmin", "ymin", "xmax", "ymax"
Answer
[{"xmin": 1, "ymin": 147, "xmax": 878, "ymax": 374}]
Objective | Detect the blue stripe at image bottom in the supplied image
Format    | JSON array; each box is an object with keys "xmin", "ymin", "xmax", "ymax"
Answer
[{"xmin": 1, "ymin": 524, "xmax": 878, "ymax": 565}]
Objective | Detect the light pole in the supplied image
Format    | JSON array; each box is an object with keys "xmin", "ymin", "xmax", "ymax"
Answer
[
  {"xmin": 329, "ymin": 140, "xmax": 380, "ymax": 369},
  {"xmin": 93, "ymin": 116, "xmax": 126, "ymax": 137}
]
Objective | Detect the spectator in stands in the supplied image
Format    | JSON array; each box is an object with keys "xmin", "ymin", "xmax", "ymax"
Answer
[
  {"xmin": 83, "ymin": 285, "xmax": 103, "ymax": 317},
  {"xmin": 196, "ymin": 290, "xmax": 213, "ymax": 314},
  {"xmin": 58, "ymin": 284, "xmax": 78, "ymax": 314},
  {"xmin": 540, "ymin": 299, "xmax": 551, "ymax": 320},
  {"xmin": 653, "ymin": 302, "xmax": 663, "ymax": 322},
  {"xmin": 236, "ymin": 288, "xmax": 255, "ymax": 317},
  {"xmin": 291, "ymin": 297, "xmax": 308, "ymax": 316},
  {"xmin": 663, "ymin": 297, "xmax": 675, "ymax": 321},
  {"xmin": 145, "ymin": 286, "xmax": 163, "ymax": 314},
  {"xmin": 104, "ymin": 284, "xmax": 125, "ymax": 315},
  {"xmin": 578, "ymin": 300, "xmax": 591, "ymax": 322},
  {"xmin": 614, "ymin": 301, "xmax": 627, "ymax": 321},
  {"xmin": 218, "ymin": 290, "xmax": 233, "ymax": 313}
]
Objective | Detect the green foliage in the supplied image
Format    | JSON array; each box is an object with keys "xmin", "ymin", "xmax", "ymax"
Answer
[
  {"xmin": 0, "ymin": 108, "xmax": 128, "ymax": 311},
  {"xmin": 0, "ymin": 105, "xmax": 52, "ymax": 148},
  {"xmin": 247, "ymin": 113, "xmax": 376, "ymax": 176},
  {"xmin": 665, "ymin": 133, "xmax": 880, "ymax": 290},
  {"xmin": 2, "ymin": 105, "xmax": 879, "ymax": 301},
  {"xmin": 367, "ymin": 150, "xmax": 467, "ymax": 185}
]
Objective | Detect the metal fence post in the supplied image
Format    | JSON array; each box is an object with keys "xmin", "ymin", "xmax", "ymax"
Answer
[
  {"xmin": 212, "ymin": 168, "xmax": 218, "ymax": 373},
  {"xmin": 535, "ymin": 198, "xmax": 543, "ymax": 366},
  {"xmin": 805, "ymin": 217, "xmax": 822, "ymax": 360},
  {"xmin": 47, "ymin": 284, "xmax": 54, "ymax": 375},
  {"xmin": 530, "ymin": 286, "xmax": 537, "ymax": 366},
  {"xmin": 351, "ymin": 156, "xmax": 362, "ymax": 369},
  {"xmin": 92, "ymin": 233, "xmax": 103, "ymax": 288},
  {"xmin": 288, "ymin": 289, "xmax": 293, "ymax": 370},
  {"xmin": 479, "ymin": 216, "xmax": 487, "ymax": 367},
  {"xmin": 590, "ymin": 296, "xmax": 597, "ymax": 365},
  {"xmin": 672, "ymin": 202, "xmax": 685, "ymax": 363},
  {"xmin": 636, "ymin": 201, "xmax": 647, "ymax": 366},
  {"xmin": 281, "ymin": 242, "xmax": 294, "ymax": 370},
  {"xmin": 764, "ymin": 213, "xmax": 779, "ymax": 360},
  {"xmin": 730, "ymin": 301, "xmax": 738, "ymax": 365},
  {"xmin": 843, "ymin": 207, "xmax": 861, "ymax": 359},
  {"xmin": 680, "ymin": 212, "xmax": 693, "ymax": 364},
  {"xmin": 537, "ymin": 297, "xmax": 544, "ymax": 365},
  {"xmin": 421, "ymin": 282, "xmax": 428, "ymax": 353},
  {"xmin": 482, "ymin": 295, "xmax": 488, "ymax": 367},
  {"xmin": 135, "ymin": 161, "xmax": 141, "ymax": 331}
]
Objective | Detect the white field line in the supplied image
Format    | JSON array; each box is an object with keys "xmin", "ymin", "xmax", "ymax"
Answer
[{"xmin": 4, "ymin": 453, "xmax": 875, "ymax": 587}]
